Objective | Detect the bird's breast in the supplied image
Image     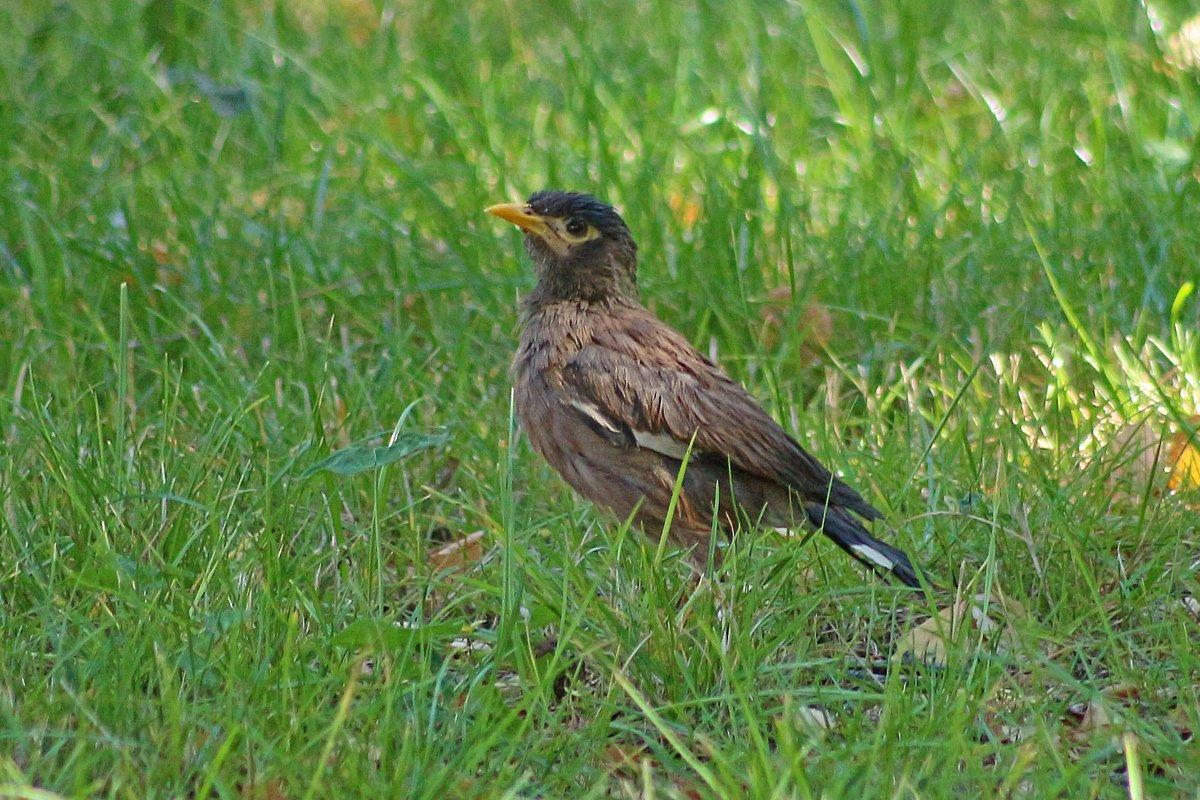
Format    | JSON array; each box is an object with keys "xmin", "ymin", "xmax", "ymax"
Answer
[{"xmin": 513, "ymin": 305, "xmax": 599, "ymax": 374}]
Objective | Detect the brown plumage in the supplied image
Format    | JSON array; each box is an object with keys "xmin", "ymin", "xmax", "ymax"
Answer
[{"xmin": 486, "ymin": 190, "xmax": 923, "ymax": 588}]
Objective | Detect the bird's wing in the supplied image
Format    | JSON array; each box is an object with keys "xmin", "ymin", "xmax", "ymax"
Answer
[{"xmin": 561, "ymin": 314, "xmax": 880, "ymax": 519}]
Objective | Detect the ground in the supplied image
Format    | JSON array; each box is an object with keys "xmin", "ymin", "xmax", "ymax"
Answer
[{"xmin": 1, "ymin": 2, "xmax": 1197, "ymax": 798}]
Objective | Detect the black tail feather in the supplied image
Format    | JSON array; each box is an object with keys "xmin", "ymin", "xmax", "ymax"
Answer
[{"xmin": 807, "ymin": 505, "xmax": 924, "ymax": 589}]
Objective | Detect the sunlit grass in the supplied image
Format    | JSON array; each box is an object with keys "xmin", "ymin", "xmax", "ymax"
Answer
[{"xmin": 1, "ymin": 1, "xmax": 1197, "ymax": 797}]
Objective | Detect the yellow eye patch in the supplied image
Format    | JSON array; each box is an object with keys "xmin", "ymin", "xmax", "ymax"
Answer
[{"xmin": 551, "ymin": 218, "xmax": 600, "ymax": 244}]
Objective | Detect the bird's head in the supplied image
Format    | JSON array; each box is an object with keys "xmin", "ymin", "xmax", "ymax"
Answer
[{"xmin": 486, "ymin": 190, "xmax": 639, "ymax": 304}]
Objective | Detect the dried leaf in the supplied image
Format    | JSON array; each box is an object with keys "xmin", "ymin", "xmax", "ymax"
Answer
[
  {"xmin": 1104, "ymin": 682, "xmax": 1143, "ymax": 702},
  {"xmin": 427, "ymin": 530, "xmax": 486, "ymax": 575},
  {"xmin": 1078, "ymin": 698, "xmax": 1112, "ymax": 734},
  {"xmin": 893, "ymin": 592, "xmax": 1024, "ymax": 667},
  {"xmin": 1066, "ymin": 697, "xmax": 1121, "ymax": 749},
  {"xmin": 1167, "ymin": 416, "xmax": 1200, "ymax": 493},
  {"xmin": 894, "ymin": 604, "xmax": 957, "ymax": 665},
  {"xmin": 792, "ymin": 705, "xmax": 837, "ymax": 737},
  {"xmin": 1066, "ymin": 683, "xmax": 1145, "ymax": 745}
]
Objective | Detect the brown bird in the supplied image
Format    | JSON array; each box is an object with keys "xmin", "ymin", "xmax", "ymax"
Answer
[{"xmin": 486, "ymin": 190, "xmax": 922, "ymax": 588}]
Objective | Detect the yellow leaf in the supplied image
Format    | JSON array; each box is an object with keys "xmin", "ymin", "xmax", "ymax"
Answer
[{"xmin": 1168, "ymin": 416, "xmax": 1200, "ymax": 492}]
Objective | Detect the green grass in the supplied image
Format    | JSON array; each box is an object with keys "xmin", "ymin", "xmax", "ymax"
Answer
[{"xmin": 2, "ymin": 1, "xmax": 1199, "ymax": 797}]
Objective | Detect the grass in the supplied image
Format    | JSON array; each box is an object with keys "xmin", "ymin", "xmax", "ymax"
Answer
[{"xmin": 1, "ymin": 0, "xmax": 1198, "ymax": 797}]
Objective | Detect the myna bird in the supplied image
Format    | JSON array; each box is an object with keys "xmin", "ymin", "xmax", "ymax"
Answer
[{"xmin": 486, "ymin": 190, "xmax": 923, "ymax": 588}]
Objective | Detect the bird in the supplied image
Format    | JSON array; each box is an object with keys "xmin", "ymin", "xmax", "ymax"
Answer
[{"xmin": 485, "ymin": 190, "xmax": 923, "ymax": 588}]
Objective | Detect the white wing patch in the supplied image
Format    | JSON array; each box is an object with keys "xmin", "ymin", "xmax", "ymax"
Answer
[
  {"xmin": 567, "ymin": 398, "xmax": 692, "ymax": 460},
  {"xmin": 632, "ymin": 429, "xmax": 691, "ymax": 460},
  {"xmin": 850, "ymin": 543, "xmax": 896, "ymax": 571},
  {"xmin": 567, "ymin": 399, "xmax": 622, "ymax": 434}
]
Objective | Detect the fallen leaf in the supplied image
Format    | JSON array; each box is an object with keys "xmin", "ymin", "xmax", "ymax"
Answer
[
  {"xmin": 1104, "ymin": 682, "xmax": 1143, "ymax": 702},
  {"xmin": 1076, "ymin": 697, "xmax": 1112, "ymax": 735},
  {"xmin": 427, "ymin": 530, "xmax": 486, "ymax": 575},
  {"xmin": 893, "ymin": 604, "xmax": 957, "ymax": 665},
  {"xmin": 1065, "ymin": 683, "xmax": 1145, "ymax": 746},
  {"xmin": 1167, "ymin": 416, "xmax": 1200, "ymax": 493},
  {"xmin": 893, "ymin": 592, "xmax": 1024, "ymax": 667},
  {"xmin": 792, "ymin": 705, "xmax": 837, "ymax": 738}
]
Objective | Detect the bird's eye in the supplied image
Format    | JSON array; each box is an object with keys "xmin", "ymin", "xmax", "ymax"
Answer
[{"xmin": 564, "ymin": 218, "xmax": 588, "ymax": 237}]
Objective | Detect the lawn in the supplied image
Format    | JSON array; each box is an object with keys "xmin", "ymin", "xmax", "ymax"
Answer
[{"xmin": 1, "ymin": 1, "xmax": 1198, "ymax": 797}]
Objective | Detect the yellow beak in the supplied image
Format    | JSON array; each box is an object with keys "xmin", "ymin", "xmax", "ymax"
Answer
[{"xmin": 485, "ymin": 202, "xmax": 552, "ymax": 239}]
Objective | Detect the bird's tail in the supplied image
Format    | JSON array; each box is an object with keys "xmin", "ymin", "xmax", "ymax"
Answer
[{"xmin": 806, "ymin": 504, "xmax": 923, "ymax": 589}]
